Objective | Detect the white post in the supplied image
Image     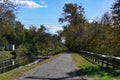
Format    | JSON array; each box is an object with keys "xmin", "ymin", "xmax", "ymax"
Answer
[
  {"xmin": 12, "ymin": 45, "xmax": 15, "ymax": 51},
  {"xmin": 12, "ymin": 60, "xmax": 15, "ymax": 66}
]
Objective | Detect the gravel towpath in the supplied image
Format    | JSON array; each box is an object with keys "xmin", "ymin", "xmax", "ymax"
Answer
[{"xmin": 17, "ymin": 53, "xmax": 90, "ymax": 80}]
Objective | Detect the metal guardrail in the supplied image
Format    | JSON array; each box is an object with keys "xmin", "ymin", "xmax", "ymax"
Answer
[{"xmin": 79, "ymin": 51, "xmax": 120, "ymax": 70}]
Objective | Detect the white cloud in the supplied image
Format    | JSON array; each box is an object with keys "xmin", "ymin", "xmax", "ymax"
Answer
[
  {"xmin": 0, "ymin": 0, "xmax": 48, "ymax": 8},
  {"xmin": 88, "ymin": 19, "xmax": 93, "ymax": 23},
  {"xmin": 44, "ymin": 25, "xmax": 63, "ymax": 34}
]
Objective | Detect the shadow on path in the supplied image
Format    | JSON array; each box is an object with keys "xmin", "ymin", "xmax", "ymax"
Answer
[{"xmin": 25, "ymin": 71, "xmax": 87, "ymax": 80}]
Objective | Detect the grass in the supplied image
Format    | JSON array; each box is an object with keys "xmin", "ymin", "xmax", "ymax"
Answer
[
  {"xmin": 72, "ymin": 53, "xmax": 120, "ymax": 80},
  {"xmin": 0, "ymin": 53, "xmax": 61, "ymax": 80},
  {"xmin": 0, "ymin": 51, "xmax": 12, "ymax": 61}
]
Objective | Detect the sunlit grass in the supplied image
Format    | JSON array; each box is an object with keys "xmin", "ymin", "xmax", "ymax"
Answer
[
  {"xmin": 0, "ymin": 51, "xmax": 12, "ymax": 61},
  {"xmin": 72, "ymin": 53, "xmax": 120, "ymax": 80},
  {"xmin": 0, "ymin": 53, "xmax": 61, "ymax": 80}
]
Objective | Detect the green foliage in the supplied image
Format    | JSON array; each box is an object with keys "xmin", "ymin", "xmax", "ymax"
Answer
[
  {"xmin": 0, "ymin": 47, "xmax": 4, "ymax": 51},
  {"xmin": 23, "ymin": 25, "xmax": 65, "ymax": 56},
  {"xmin": 60, "ymin": 3, "xmax": 120, "ymax": 56},
  {"xmin": 59, "ymin": 3, "xmax": 86, "ymax": 25},
  {"xmin": 59, "ymin": 3, "xmax": 87, "ymax": 52},
  {"xmin": 0, "ymin": 51, "xmax": 12, "ymax": 61},
  {"xmin": 0, "ymin": 17, "xmax": 64, "ymax": 59},
  {"xmin": 112, "ymin": 0, "xmax": 120, "ymax": 26},
  {"xmin": 15, "ymin": 44, "xmax": 28, "ymax": 57},
  {"xmin": 0, "ymin": 1, "xmax": 17, "ymax": 44}
]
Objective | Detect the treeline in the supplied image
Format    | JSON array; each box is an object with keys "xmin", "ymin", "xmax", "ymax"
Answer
[
  {"xmin": 59, "ymin": 1, "xmax": 120, "ymax": 56},
  {"xmin": 0, "ymin": 1, "xmax": 64, "ymax": 58}
]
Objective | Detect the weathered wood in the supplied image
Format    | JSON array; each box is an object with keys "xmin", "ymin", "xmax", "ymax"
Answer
[
  {"xmin": 0, "ymin": 58, "xmax": 24, "ymax": 74},
  {"xmin": 79, "ymin": 51, "xmax": 120, "ymax": 70}
]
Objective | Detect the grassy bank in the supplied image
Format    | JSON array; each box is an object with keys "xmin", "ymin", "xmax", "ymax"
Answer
[
  {"xmin": 72, "ymin": 53, "xmax": 120, "ymax": 80},
  {"xmin": 0, "ymin": 51, "xmax": 12, "ymax": 61},
  {"xmin": 0, "ymin": 53, "xmax": 61, "ymax": 80}
]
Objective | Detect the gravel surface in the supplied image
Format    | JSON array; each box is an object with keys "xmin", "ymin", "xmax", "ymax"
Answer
[{"xmin": 16, "ymin": 53, "xmax": 92, "ymax": 80}]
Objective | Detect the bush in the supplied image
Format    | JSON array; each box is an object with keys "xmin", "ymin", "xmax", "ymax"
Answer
[
  {"xmin": 0, "ymin": 47, "xmax": 4, "ymax": 51},
  {"xmin": 16, "ymin": 44, "xmax": 28, "ymax": 57},
  {"xmin": 10, "ymin": 51, "xmax": 17, "ymax": 59}
]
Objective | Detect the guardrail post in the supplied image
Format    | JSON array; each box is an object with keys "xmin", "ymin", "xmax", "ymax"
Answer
[
  {"xmin": 3, "ymin": 61, "xmax": 5, "ymax": 73},
  {"xmin": 12, "ymin": 60, "xmax": 15, "ymax": 68},
  {"xmin": 106, "ymin": 57, "xmax": 109, "ymax": 68},
  {"xmin": 112, "ymin": 58, "xmax": 115, "ymax": 70},
  {"xmin": 101, "ymin": 57, "xmax": 104, "ymax": 66},
  {"xmin": 79, "ymin": 51, "xmax": 120, "ymax": 69}
]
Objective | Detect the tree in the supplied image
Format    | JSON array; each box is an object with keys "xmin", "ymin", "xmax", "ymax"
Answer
[
  {"xmin": 112, "ymin": 0, "xmax": 120, "ymax": 26},
  {"xmin": 111, "ymin": 0, "xmax": 120, "ymax": 56},
  {"xmin": 101, "ymin": 12, "xmax": 112, "ymax": 26},
  {"xmin": 0, "ymin": 1, "xmax": 17, "ymax": 44},
  {"xmin": 14, "ymin": 21, "xmax": 25, "ymax": 46},
  {"xmin": 59, "ymin": 3, "xmax": 88, "ymax": 51},
  {"xmin": 59, "ymin": 3, "xmax": 86, "ymax": 26}
]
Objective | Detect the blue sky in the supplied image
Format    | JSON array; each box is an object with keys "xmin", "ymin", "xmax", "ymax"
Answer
[{"xmin": 11, "ymin": 0, "xmax": 115, "ymax": 34}]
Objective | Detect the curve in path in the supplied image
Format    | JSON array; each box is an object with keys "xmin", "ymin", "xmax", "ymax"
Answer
[{"xmin": 17, "ymin": 53, "xmax": 84, "ymax": 80}]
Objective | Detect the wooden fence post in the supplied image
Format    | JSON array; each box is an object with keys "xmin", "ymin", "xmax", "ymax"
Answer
[
  {"xmin": 112, "ymin": 57, "xmax": 116, "ymax": 70},
  {"xmin": 3, "ymin": 61, "xmax": 5, "ymax": 73},
  {"xmin": 80, "ymin": 51, "xmax": 120, "ymax": 69}
]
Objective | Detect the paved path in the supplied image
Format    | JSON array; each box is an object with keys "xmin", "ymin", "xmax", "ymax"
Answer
[{"xmin": 17, "ymin": 53, "xmax": 88, "ymax": 80}]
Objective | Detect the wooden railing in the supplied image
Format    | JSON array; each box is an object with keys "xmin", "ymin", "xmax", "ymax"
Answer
[
  {"xmin": 0, "ymin": 58, "xmax": 24, "ymax": 73},
  {"xmin": 0, "ymin": 50, "xmax": 62, "ymax": 74},
  {"xmin": 79, "ymin": 51, "xmax": 120, "ymax": 70},
  {"xmin": 0, "ymin": 55, "xmax": 52, "ymax": 74}
]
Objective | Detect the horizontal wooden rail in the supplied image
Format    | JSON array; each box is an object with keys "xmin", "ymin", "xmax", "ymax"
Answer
[
  {"xmin": 0, "ymin": 50, "xmax": 62, "ymax": 74},
  {"xmin": 0, "ymin": 58, "xmax": 24, "ymax": 73},
  {"xmin": 79, "ymin": 51, "xmax": 120, "ymax": 70},
  {"xmin": 0, "ymin": 55, "xmax": 52, "ymax": 74}
]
